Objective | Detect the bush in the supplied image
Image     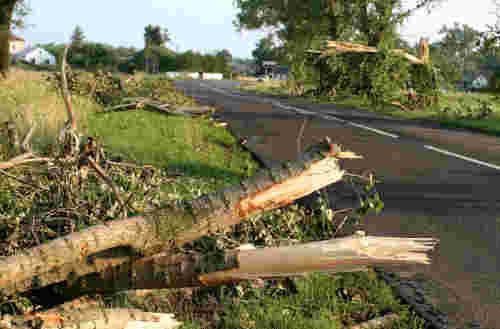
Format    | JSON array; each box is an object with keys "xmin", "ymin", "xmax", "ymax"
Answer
[
  {"xmin": 488, "ymin": 71, "xmax": 500, "ymax": 93},
  {"xmin": 439, "ymin": 98, "xmax": 494, "ymax": 120}
]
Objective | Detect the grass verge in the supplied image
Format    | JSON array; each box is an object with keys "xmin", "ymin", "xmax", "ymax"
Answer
[{"xmin": 1, "ymin": 67, "xmax": 428, "ymax": 329}]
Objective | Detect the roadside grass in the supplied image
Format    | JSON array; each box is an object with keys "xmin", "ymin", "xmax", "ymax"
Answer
[
  {"xmin": 237, "ymin": 79, "xmax": 291, "ymax": 96},
  {"xmin": 0, "ymin": 68, "xmax": 100, "ymax": 153},
  {"xmin": 237, "ymin": 81, "xmax": 500, "ymax": 136},
  {"xmin": 86, "ymin": 111, "xmax": 257, "ymax": 189},
  {"xmin": 1, "ymin": 67, "xmax": 428, "ymax": 329}
]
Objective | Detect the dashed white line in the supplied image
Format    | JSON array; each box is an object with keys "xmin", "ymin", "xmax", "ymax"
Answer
[
  {"xmin": 198, "ymin": 82, "xmax": 500, "ymax": 171},
  {"xmin": 424, "ymin": 145, "xmax": 500, "ymax": 171},
  {"xmin": 348, "ymin": 122, "xmax": 399, "ymax": 139}
]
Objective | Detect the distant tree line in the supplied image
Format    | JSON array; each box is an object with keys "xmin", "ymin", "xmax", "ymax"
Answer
[{"xmin": 36, "ymin": 25, "xmax": 234, "ymax": 77}]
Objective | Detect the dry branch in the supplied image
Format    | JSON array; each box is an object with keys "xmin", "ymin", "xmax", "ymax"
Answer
[
  {"xmin": 0, "ymin": 155, "xmax": 52, "ymax": 170},
  {"xmin": 61, "ymin": 45, "xmax": 76, "ymax": 131},
  {"xmin": 0, "ymin": 139, "xmax": 349, "ymax": 296}
]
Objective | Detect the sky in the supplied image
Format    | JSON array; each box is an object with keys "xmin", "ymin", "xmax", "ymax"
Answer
[{"xmin": 15, "ymin": 0, "xmax": 500, "ymax": 59}]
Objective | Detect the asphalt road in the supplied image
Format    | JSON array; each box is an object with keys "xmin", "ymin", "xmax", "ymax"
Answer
[{"xmin": 174, "ymin": 79, "xmax": 500, "ymax": 329}]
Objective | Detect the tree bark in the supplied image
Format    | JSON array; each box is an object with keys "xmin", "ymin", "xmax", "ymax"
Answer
[
  {"xmin": 0, "ymin": 1, "xmax": 16, "ymax": 79},
  {"xmin": 0, "ymin": 140, "xmax": 349, "ymax": 296}
]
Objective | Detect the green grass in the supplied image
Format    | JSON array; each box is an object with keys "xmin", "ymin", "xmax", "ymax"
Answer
[
  {"xmin": 237, "ymin": 81, "xmax": 500, "ymax": 136},
  {"xmin": 208, "ymin": 272, "xmax": 425, "ymax": 329},
  {"xmin": 86, "ymin": 110, "xmax": 257, "ymax": 188}
]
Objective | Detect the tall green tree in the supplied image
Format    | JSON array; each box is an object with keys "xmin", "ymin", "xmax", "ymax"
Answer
[
  {"xmin": 215, "ymin": 49, "xmax": 232, "ymax": 75},
  {"xmin": 70, "ymin": 25, "xmax": 86, "ymax": 49},
  {"xmin": 437, "ymin": 22, "xmax": 481, "ymax": 88},
  {"xmin": 144, "ymin": 24, "xmax": 170, "ymax": 48},
  {"xmin": 144, "ymin": 24, "xmax": 171, "ymax": 73},
  {"xmin": 252, "ymin": 35, "xmax": 279, "ymax": 72},
  {"xmin": 0, "ymin": 0, "xmax": 28, "ymax": 78}
]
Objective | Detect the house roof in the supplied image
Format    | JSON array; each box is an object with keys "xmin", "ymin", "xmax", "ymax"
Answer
[{"xmin": 13, "ymin": 46, "xmax": 54, "ymax": 58}]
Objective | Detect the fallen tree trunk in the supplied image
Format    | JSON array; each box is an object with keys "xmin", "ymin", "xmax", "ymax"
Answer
[
  {"xmin": 0, "ymin": 139, "xmax": 349, "ymax": 296},
  {"xmin": 99, "ymin": 99, "xmax": 213, "ymax": 118},
  {"xmin": 59, "ymin": 231, "xmax": 437, "ymax": 295}
]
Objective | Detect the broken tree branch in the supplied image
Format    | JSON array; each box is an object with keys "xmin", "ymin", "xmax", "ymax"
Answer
[
  {"xmin": 86, "ymin": 156, "xmax": 127, "ymax": 212},
  {"xmin": 61, "ymin": 44, "xmax": 76, "ymax": 131},
  {"xmin": 0, "ymin": 139, "xmax": 350, "ymax": 296},
  {"xmin": 0, "ymin": 155, "xmax": 52, "ymax": 170},
  {"xmin": 308, "ymin": 40, "xmax": 430, "ymax": 65}
]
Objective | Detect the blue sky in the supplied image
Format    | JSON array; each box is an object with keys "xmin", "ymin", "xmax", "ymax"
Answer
[{"xmin": 17, "ymin": 0, "xmax": 500, "ymax": 59}]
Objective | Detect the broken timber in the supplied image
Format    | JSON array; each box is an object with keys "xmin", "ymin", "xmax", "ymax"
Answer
[
  {"xmin": 308, "ymin": 39, "xmax": 430, "ymax": 65},
  {"xmin": 0, "ymin": 139, "xmax": 349, "ymax": 296},
  {"xmin": 59, "ymin": 231, "xmax": 437, "ymax": 295}
]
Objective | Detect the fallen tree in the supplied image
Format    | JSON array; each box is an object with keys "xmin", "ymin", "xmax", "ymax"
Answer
[{"xmin": 98, "ymin": 97, "xmax": 214, "ymax": 117}]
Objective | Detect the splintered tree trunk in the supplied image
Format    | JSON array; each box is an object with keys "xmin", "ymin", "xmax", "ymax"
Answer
[
  {"xmin": 0, "ymin": 1, "xmax": 16, "ymax": 78},
  {"xmin": 0, "ymin": 140, "xmax": 348, "ymax": 296},
  {"xmin": 59, "ymin": 231, "xmax": 438, "ymax": 295}
]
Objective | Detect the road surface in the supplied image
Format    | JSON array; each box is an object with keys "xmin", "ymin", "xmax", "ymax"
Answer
[{"xmin": 174, "ymin": 79, "xmax": 500, "ymax": 329}]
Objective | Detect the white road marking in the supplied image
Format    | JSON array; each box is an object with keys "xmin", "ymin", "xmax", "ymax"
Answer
[
  {"xmin": 198, "ymin": 81, "xmax": 500, "ymax": 171},
  {"xmin": 424, "ymin": 145, "xmax": 500, "ymax": 171},
  {"xmin": 348, "ymin": 122, "xmax": 399, "ymax": 139}
]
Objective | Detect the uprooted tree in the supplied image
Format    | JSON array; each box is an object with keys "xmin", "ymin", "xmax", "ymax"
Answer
[{"xmin": 0, "ymin": 45, "xmax": 439, "ymax": 329}]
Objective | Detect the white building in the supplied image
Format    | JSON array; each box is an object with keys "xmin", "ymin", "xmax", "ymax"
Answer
[
  {"xmin": 471, "ymin": 74, "xmax": 488, "ymax": 90},
  {"xmin": 13, "ymin": 47, "xmax": 56, "ymax": 66}
]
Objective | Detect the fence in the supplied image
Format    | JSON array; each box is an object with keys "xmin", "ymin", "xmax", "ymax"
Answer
[{"xmin": 165, "ymin": 72, "xmax": 223, "ymax": 80}]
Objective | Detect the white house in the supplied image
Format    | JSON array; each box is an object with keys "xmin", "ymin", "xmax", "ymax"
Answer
[
  {"xmin": 471, "ymin": 74, "xmax": 488, "ymax": 90},
  {"xmin": 8, "ymin": 34, "xmax": 25, "ymax": 54},
  {"xmin": 13, "ymin": 47, "xmax": 56, "ymax": 66}
]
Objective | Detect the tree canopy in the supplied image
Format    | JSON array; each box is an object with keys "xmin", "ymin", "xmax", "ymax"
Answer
[
  {"xmin": 0, "ymin": 0, "xmax": 30, "ymax": 77},
  {"xmin": 144, "ymin": 24, "xmax": 171, "ymax": 48},
  {"xmin": 70, "ymin": 25, "xmax": 86, "ymax": 49},
  {"xmin": 252, "ymin": 35, "xmax": 280, "ymax": 71}
]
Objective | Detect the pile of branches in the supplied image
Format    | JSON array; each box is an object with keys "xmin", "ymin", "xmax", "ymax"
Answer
[
  {"xmin": 45, "ymin": 65, "xmax": 209, "ymax": 118},
  {"xmin": 0, "ymin": 46, "xmax": 439, "ymax": 329}
]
